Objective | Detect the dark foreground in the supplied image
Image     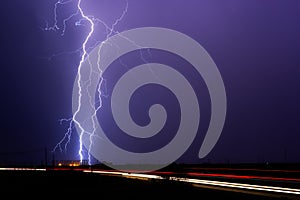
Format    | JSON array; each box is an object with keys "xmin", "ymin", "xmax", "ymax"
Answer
[{"xmin": 0, "ymin": 169, "xmax": 299, "ymax": 199}]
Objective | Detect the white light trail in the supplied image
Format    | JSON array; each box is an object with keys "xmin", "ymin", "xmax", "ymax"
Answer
[
  {"xmin": 170, "ymin": 177, "xmax": 300, "ymax": 195},
  {"xmin": 83, "ymin": 170, "xmax": 300, "ymax": 195}
]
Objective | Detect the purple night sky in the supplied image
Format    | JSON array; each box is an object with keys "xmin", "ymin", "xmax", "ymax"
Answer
[{"xmin": 0, "ymin": 0, "xmax": 299, "ymax": 165}]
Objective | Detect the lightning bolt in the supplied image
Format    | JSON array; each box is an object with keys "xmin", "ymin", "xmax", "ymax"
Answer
[
  {"xmin": 73, "ymin": 0, "xmax": 95, "ymax": 164},
  {"xmin": 46, "ymin": 0, "xmax": 129, "ymax": 165}
]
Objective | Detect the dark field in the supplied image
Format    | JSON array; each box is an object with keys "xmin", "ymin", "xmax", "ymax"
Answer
[{"xmin": 0, "ymin": 167, "xmax": 299, "ymax": 199}]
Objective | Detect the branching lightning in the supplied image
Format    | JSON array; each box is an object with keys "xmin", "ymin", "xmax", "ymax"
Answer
[
  {"xmin": 43, "ymin": 0, "xmax": 227, "ymax": 170},
  {"xmin": 46, "ymin": 0, "xmax": 129, "ymax": 165},
  {"xmin": 73, "ymin": 0, "xmax": 95, "ymax": 164}
]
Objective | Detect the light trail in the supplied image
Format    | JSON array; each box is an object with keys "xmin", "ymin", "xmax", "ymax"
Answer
[
  {"xmin": 169, "ymin": 177, "xmax": 300, "ymax": 195},
  {"xmin": 186, "ymin": 172, "xmax": 300, "ymax": 182},
  {"xmin": 1, "ymin": 167, "xmax": 299, "ymax": 195},
  {"xmin": 84, "ymin": 169, "xmax": 300, "ymax": 195},
  {"xmin": 0, "ymin": 167, "xmax": 46, "ymax": 171}
]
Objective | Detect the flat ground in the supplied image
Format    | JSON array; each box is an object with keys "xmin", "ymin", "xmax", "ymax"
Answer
[{"xmin": 0, "ymin": 168, "xmax": 299, "ymax": 199}]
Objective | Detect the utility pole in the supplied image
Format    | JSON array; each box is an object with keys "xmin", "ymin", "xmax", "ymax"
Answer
[
  {"xmin": 44, "ymin": 147, "xmax": 48, "ymax": 168},
  {"xmin": 52, "ymin": 152, "xmax": 55, "ymax": 167}
]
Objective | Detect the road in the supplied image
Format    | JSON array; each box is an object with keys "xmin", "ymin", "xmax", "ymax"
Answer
[{"xmin": 0, "ymin": 164, "xmax": 300, "ymax": 199}]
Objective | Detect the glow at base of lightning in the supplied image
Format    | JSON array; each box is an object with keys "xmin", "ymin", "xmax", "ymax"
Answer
[{"xmin": 47, "ymin": 0, "xmax": 128, "ymax": 164}]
